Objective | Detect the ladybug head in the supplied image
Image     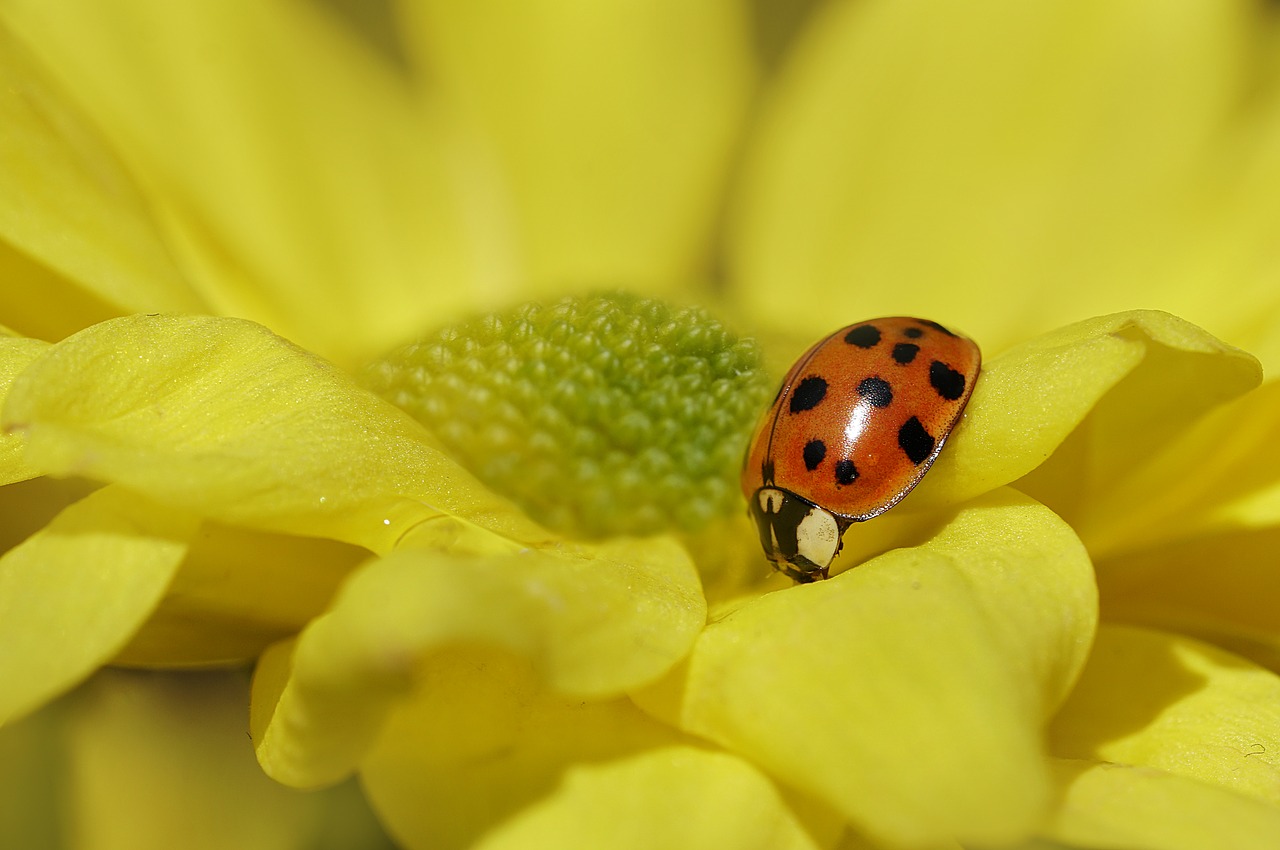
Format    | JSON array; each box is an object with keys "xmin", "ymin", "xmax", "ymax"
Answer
[{"xmin": 748, "ymin": 487, "xmax": 846, "ymax": 583}]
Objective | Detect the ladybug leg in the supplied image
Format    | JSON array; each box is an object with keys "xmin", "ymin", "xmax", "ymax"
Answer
[{"xmin": 787, "ymin": 562, "xmax": 830, "ymax": 583}]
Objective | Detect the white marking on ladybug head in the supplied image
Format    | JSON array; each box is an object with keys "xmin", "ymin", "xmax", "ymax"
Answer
[
  {"xmin": 795, "ymin": 505, "xmax": 840, "ymax": 570},
  {"xmin": 758, "ymin": 489, "xmax": 784, "ymax": 514}
]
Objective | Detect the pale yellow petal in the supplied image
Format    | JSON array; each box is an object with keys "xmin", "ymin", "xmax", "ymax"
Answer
[
  {"xmin": 0, "ymin": 486, "xmax": 196, "ymax": 724},
  {"xmin": 1049, "ymin": 624, "xmax": 1280, "ymax": 805},
  {"xmin": 114, "ymin": 525, "xmax": 368, "ymax": 668},
  {"xmin": 1, "ymin": 314, "xmax": 550, "ymax": 552},
  {"xmin": 398, "ymin": 0, "xmax": 754, "ymax": 297},
  {"xmin": 731, "ymin": 0, "xmax": 1266, "ymax": 351},
  {"xmin": 907, "ymin": 311, "xmax": 1259, "ymax": 528},
  {"xmin": 252, "ymin": 535, "xmax": 703, "ymax": 788},
  {"xmin": 0, "ymin": 20, "xmax": 200, "ymax": 341},
  {"xmin": 1046, "ymin": 759, "xmax": 1280, "ymax": 850},
  {"xmin": 358, "ymin": 649, "xmax": 826, "ymax": 850},
  {"xmin": 637, "ymin": 489, "xmax": 1096, "ymax": 848},
  {"xmin": 3, "ymin": 0, "xmax": 482, "ymax": 366},
  {"xmin": 0, "ymin": 333, "xmax": 48, "ymax": 484}
]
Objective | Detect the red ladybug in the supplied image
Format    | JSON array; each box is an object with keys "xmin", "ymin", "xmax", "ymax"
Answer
[{"xmin": 742, "ymin": 317, "xmax": 980, "ymax": 582}]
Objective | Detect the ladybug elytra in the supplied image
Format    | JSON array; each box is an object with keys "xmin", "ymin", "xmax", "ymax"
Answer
[{"xmin": 742, "ymin": 317, "xmax": 980, "ymax": 583}]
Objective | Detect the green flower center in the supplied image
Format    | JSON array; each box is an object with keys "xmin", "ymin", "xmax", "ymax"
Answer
[{"xmin": 363, "ymin": 292, "xmax": 770, "ymax": 537}]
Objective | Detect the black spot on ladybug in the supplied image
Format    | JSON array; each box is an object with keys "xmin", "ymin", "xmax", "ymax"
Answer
[
  {"xmin": 844, "ymin": 325, "xmax": 882, "ymax": 348},
  {"xmin": 903, "ymin": 327, "xmax": 924, "ymax": 339},
  {"xmin": 929, "ymin": 361, "xmax": 967, "ymax": 401},
  {"xmin": 920, "ymin": 320, "xmax": 958, "ymax": 337},
  {"xmin": 857, "ymin": 376, "xmax": 893, "ymax": 408},
  {"xmin": 803, "ymin": 439, "xmax": 826, "ymax": 471},
  {"xmin": 892, "ymin": 343, "xmax": 919, "ymax": 364},
  {"xmin": 790, "ymin": 376, "xmax": 828, "ymax": 413},
  {"xmin": 834, "ymin": 459, "xmax": 858, "ymax": 485},
  {"xmin": 899, "ymin": 417, "xmax": 936, "ymax": 465}
]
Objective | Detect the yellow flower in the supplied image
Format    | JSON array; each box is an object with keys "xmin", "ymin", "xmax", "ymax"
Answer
[{"xmin": 2, "ymin": 2, "xmax": 1280, "ymax": 850}]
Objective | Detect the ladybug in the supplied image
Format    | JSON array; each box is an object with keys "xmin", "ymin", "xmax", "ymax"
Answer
[{"xmin": 742, "ymin": 317, "xmax": 980, "ymax": 583}]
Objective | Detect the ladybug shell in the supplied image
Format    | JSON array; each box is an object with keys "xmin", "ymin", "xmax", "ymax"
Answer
[{"xmin": 742, "ymin": 317, "xmax": 980, "ymax": 522}]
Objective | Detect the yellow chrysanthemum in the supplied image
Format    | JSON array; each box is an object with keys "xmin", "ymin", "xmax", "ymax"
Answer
[{"xmin": 2, "ymin": 2, "xmax": 1280, "ymax": 849}]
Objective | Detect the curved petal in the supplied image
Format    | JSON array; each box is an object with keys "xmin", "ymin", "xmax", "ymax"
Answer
[
  {"xmin": 909, "ymin": 311, "xmax": 1261, "ymax": 518},
  {"xmin": 0, "ymin": 476, "xmax": 99, "ymax": 557},
  {"xmin": 636, "ymin": 488, "xmax": 1096, "ymax": 848},
  {"xmin": 472, "ymin": 746, "xmax": 827, "ymax": 850},
  {"xmin": 1085, "ymin": 377, "xmax": 1280, "ymax": 556},
  {"xmin": 356, "ymin": 650, "xmax": 826, "ymax": 850},
  {"xmin": 730, "ymin": 0, "xmax": 1270, "ymax": 352},
  {"xmin": 1048, "ymin": 624, "xmax": 1280, "ymax": 805},
  {"xmin": 113, "ymin": 525, "xmax": 369, "ymax": 668},
  {"xmin": 1, "ymin": 314, "xmax": 551, "ymax": 552},
  {"xmin": 397, "ymin": 0, "xmax": 754, "ymax": 297},
  {"xmin": 1046, "ymin": 759, "xmax": 1280, "ymax": 850},
  {"xmin": 2, "ymin": 0, "xmax": 483, "ymax": 366},
  {"xmin": 253, "ymin": 536, "xmax": 704, "ymax": 788},
  {"xmin": 0, "ymin": 486, "xmax": 196, "ymax": 725},
  {"xmin": 1010, "ymin": 313, "xmax": 1261, "ymax": 533},
  {"xmin": 0, "ymin": 22, "xmax": 199, "ymax": 341},
  {"xmin": 0, "ymin": 333, "xmax": 48, "ymax": 484},
  {"xmin": 1088, "ymin": 378, "xmax": 1280, "ymax": 670}
]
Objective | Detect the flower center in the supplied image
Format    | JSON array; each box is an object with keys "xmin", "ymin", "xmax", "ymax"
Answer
[{"xmin": 363, "ymin": 292, "xmax": 770, "ymax": 537}]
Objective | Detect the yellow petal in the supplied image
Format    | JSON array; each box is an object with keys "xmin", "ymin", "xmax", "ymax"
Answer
[
  {"xmin": 1085, "ymin": 378, "xmax": 1280, "ymax": 556},
  {"xmin": 475, "ymin": 746, "xmax": 826, "ymax": 850},
  {"xmin": 910, "ymin": 311, "xmax": 1261, "ymax": 518},
  {"xmin": 253, "ymin": 536, "xmax": 704, "ymax": 788},
  {"xmin": 113, "ymin": 525, "xmax": 368, "ymax": 668},
  {"xmin": 1098, "ymin": 530, "xmax": 1280, "ymax": 672},
  {"xmin": 398, "ymin": 0, "xmax": 754, "ymax": 296},
  {"xmin": 1046, "ymin": 759, "xmax": 1280, "ymax": 850},
  {"xmin": 0, "ymin": 20, "xmax": 201, "ymax": 342},
  {"xmin": 356, "ymin": 649, "xmax": 825, "ymax": 850},
  {"xmin": 0, "ymin": 680, "xmax": 62, "ymax": 846},
  {"xmin": 1078, "ymin": 378, "xmax": 1280, "ymax": 671},
  {"xmin": 0, "ymin": 333, "xmax": 48, "ymax": 484},
  {"xmin": 0, "ymin": 486, "xmax": 196, "ymax": 724},
  {"xmin": 1048, "ymin": 624, "xmax": 1280, "ymax": 806},
  {"xmin": 1, "ymin": 314, "xmax": 550, "ymax": 552},
  {"xmin": 3, "ymin": 0, "xmax": 481, "ymax": 366},
  {"xmin": 637, "ymin": 488, "xmax": 1096, "ymax": 848},
  {"xmin": 0, "ymin": 476, "xmax": 99, "ymax": 560},
  {"xmin": 731, "ymin": 0, "xmax": 1264, "ymax": 350},
  {"xmin": 18, "ymin": 669, "xmax": 396, "ymax": 850},
  {"xmin": 1012, "ymin": 312, "xmax": 1261, "ymax": 532}
]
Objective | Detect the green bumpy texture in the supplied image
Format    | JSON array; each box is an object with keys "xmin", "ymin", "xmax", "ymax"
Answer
[{"xmin": 363, "ymin": 293, "xmax": 771, "ymax": 538}]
